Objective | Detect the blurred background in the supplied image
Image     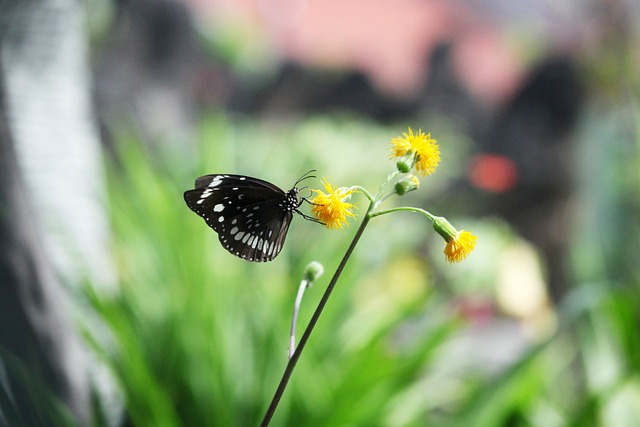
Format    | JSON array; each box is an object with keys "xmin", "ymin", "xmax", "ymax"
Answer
[{"xmin": 1, "ymin": 0, "xmax": 639, "ymax": 425}]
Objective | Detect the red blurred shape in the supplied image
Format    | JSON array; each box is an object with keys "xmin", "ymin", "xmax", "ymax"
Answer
[
  {"xmin": 453, "ymin": 295, "xmax": 495, "ymax": 326},
  {"xmin": 469, "ymin": 154, "xmax": 518, "ymax": 193}
]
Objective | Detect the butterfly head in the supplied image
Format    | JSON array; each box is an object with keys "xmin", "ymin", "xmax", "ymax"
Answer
[
  {"xmin": 288, "ymin": 186, "xmax": 325, "ymax": 226},
  {"xmin": 287, "ymin": 169, "xmax": 316, "ymax": 211}
]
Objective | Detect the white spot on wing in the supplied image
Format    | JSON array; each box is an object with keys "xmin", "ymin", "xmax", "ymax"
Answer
[
  {"xmin": 218, "ymin": 216, "xmax": 224, "ymax": 223},
  {"xmin": 214, "ymin": 204, "xmax": 224, "ymax": 212},
  {"xmin": 234, "ymin": 232, "xmax": 244, "ymax": 241}
]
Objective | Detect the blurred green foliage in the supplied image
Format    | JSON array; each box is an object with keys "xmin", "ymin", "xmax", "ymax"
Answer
[{"xmin": 83, "ymin": 113, "xmax": 640, "ymax": 427}]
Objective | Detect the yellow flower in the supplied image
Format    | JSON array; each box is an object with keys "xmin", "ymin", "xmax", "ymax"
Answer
[
  {"xmin": 443, "ymin": 231, "xmax": 477, "ymax": 263},
  {"xmin": 310, "ymin": 179, "xmax": 357, "ymax": 229},
  {"xmin": 432, "ymin": 216, "xmax": 477, "ymax": 263},
  {"xmin": 390, "ymin": 128, "xmax": 440, "ymax": 176}
]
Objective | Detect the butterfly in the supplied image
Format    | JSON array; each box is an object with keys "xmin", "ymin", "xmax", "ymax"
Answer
[{"xmin": 184, "ymin": 172, "xmax": 321, "ymax": 262}]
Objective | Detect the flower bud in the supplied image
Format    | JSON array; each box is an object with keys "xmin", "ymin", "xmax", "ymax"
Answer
[
  {"xmin": 304, "ymin": 261, "xmax": 324, "ymax": 283},
  {"xmin": 394, "ymin": 174, "xmax": 420, "ymax": 196},
  {"xmin": 395, "ymin": 151, "xmax": 416, "ymax": 173}
]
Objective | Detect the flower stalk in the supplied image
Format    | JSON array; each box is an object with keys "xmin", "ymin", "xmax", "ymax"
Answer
[{"xmin": 289, "ymin": 262, "xmax": 324, "ymax": 358}]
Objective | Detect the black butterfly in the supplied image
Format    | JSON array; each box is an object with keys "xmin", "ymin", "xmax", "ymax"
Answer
[{"xmin": 184, "ymin": 172, "xmax": 321, "ymax": 262}]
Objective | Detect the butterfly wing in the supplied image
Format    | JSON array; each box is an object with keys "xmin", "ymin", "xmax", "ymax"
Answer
[
  {"xmin": 228, "ymin": 198, "xmax": 294, "ymax": 262},
  {"xmin": 184, "ymin": 174, "xmax": 294, "ymax": 262}
]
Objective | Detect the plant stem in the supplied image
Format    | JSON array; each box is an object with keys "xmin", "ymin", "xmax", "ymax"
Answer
[
  {"xmin": 260, "ymin": 207, "xmax": 372, "ymax": 426},
  {"xmin": 368, "ymin": 206, "xmax": 436, "ymax": 221},
  {"xmin": 372, "ymin": 170, "xmax": 399, "ymax": 206},
  {"xmin": 289, "ymin": 278, "xmax": 310, "ymax": 359}
]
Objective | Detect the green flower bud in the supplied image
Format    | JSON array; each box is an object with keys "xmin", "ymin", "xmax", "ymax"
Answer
[
  {"xmin": 395, "ymin": 151, "xmax": 416, "ymax": 173},
  {"xmin": 394, "ymin": 174, "xmax": 420, "ymax": 195},
  {"xmin": 304, "ymin": 261, "xmax": 324, "ymax": 283}
]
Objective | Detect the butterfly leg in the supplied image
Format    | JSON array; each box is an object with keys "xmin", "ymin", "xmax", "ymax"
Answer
[
  {"xmin": 300, "ymin": 197, "xmax": 324, "ymax": 207},
  {"xmin": 294, "ymin": 206, "xmax": 325, "ymax": 225}
]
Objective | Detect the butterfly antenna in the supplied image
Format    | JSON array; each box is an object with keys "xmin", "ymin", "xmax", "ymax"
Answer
[{"xmin": 294, "ymin": 169, "xmax": 317, "ymax": 187}]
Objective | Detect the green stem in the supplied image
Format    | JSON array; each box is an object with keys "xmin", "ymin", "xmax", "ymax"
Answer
[
  {"xmin": 368, "ymin": 206, "xmax": 436, "ymax": 221},
  {"xmin": 372, "ymin": 170, "xmax": 400, "ymax": 208},
  {"xmin": 350, "ymin": 185, "xmax": 374, "ymax": 203},
  {"xmin": 289, "ymin": 278, "xmax": 310, "ymax": 359},
  {"xmin": 260, "ymin": 206, "xmax": 373, "ymax": 426}
]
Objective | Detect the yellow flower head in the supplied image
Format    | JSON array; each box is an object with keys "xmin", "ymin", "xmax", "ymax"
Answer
[
  {"xmin": 432, "ymin": 217, "xmax": 477, "ymax": 263},
  {"xmin": 390, "ymin": 127, "xmax": 440, "ymax": 176},
  {"xmin": 310, "ymin": 179, "xmax": 357, "ymax": 229},
  {"xmin": 443, "ymin": 230, "xmax": 477, "ymax": 263}
]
